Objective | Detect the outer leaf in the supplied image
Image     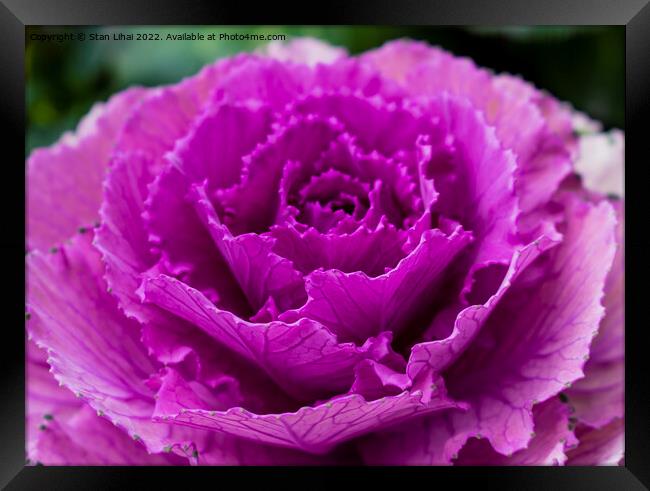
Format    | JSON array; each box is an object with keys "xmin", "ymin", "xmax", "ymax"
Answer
[
  {"xmin": 566, "ymin": 420, "xmax": 624, "ymax": 466},
  {"xmin": 566, "ymin": 201, "xmax": 624, "ymax": 427},
  {"xmin": 27, "ymin": 88, "xmax": 146, "ymax": 251},
  {"xmin": 359, "ymin": 197, "xmax": 617, "ymax": 463},
  {"xmin": 153, "ymin": 369, "xmax": 464, "ymax": 454},
  {"xmin": 262, "ymin": 38, "xmax": 347, "ymax": 67},
  {"xmin": 406, "ymin": 232, "xmax": 561, "ymax": 384},
  {"xmin": 454, "ymin": 398, "xmax": 579, "ymax": 466}
]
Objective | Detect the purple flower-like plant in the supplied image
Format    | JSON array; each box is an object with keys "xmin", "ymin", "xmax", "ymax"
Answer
[{"xmin": 26, "ymin": 38, "xmax": 624, "ymax": 465}]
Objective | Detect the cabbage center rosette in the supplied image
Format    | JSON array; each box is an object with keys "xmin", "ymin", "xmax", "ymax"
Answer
[{"xmin": 26, "ymin": 38, "xmax": 623, "ymax": 465}]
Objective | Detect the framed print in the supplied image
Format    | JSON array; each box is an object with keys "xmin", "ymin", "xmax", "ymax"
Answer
[{"xmin": 2, "ymin": 0, "xmax": 648, "ymax": 489}]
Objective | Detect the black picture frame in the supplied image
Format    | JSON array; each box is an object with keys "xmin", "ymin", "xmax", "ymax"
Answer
[{"xmin": 3, "ymin": 0, "xmax": 648, "ymax": 489}]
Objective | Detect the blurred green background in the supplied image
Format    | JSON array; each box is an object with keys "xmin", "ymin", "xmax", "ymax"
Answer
[{"xmin": 26, "ymin": 26, "xmax": 624, "ymax": 156}]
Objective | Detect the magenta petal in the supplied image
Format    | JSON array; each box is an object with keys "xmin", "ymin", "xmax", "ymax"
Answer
[
  {"xmin": 289, "ymin": 92, "xmax": 430, "ymax": 157},
  {"xmin": 115, "ymin": 88, "xmax": 198, "ymax": 163},
  {"xmin": 190, "ymin": 183, "xmax": 306, "ymax": 313},
  {"xmin": 268, "ymin": 220, "xmax": 406, "ymax": 277},
  {"xmin": 298, "ymin": 168, "xmax": 369, "ymax": 207},
  {"xmin": 27, "ymin": 339, "xmax": 78, "ymax": 418},
  {"xmin": 195, "ymin": 439, "xmax": 333, "ymax": 465},
  {"xmin": 295, "ymin": 201, "xmax": 352, "ymax": 234},
  {"xmin": 146, "ymin": 166, "xmax": 251, "ymax": 316},
  {"xmin": 350, "ymin": 360, "xmax": 412, "ymax": 401},
  {"xmin": 442, "ymin": 197, "xmax": 617, "ymax": 457},
  {"xmin": 587, "ymin": 206, "xmax": 625, "ymax": 365},
  {"xmin": 29, "ymin": 403, "xmax": 180, "ymax": 466},
  {"xmin": 26, "ymin": 234, "xmax": 173, "ymax": 453},
  {"xmin": 453, "ymin": 398, "xmax": 579, "ymax": 466},
  {"xmin": 279, "ymin": 223, "xmax": 472, "ymax": 343},
  {"xmin": 97, "ymin": 150, "xmax": 249, "ymax": 322},
  {"xmin": 153, "ymin": 367, "xmax": 239, "ymax": 415},
  {"xmin": 168, "ymin": 103, "xmax": 273, "ymax": 190},
  {"xmin": 27, "ymin": 87, "xmax": 146, "ymax": 251},
  {"xmin": 27, "ymin": 340, "xmax": 81, "ymax": 462},
  {"xmin": 141, "ymin": 315, "xmax": 297, "ymax": 415},
  {"xmin": 311, "ymin": 133, "xmax": 421, "ymax": 220},
  {"xmin": 406, "ymin": 232, "xmax": 561, "ymax": 383},
  {"xmin": 565, "ymin": 362, "xmax": 624, "ymax": 430},
  {"xmin": 141, "ymin": 273, "xmax": 401, "ymax": 401},
  {"xmin": 192, "ymin": 434, "xmax": 338, "ymax": 465},
  {"xmin": 416, "ymin": 135, "xmax": 439, "ymax": 210},
  {"xmin": 357, "ymin": 406, "xmax": 467, "ymax": 465},
  {"xmin": 566, "ymin": 420, "xmax": 624, "ymax": 465},
  {"xmin": 154, "ymin": 386, "xmax": 464, "ymax": 454},
  {"xmin": 218, "ymin": 114, "xmax": 343, "ymax": 234},
  {"xmin": 423, "ymin": 96, "xmax": 519, "ymax": 273},
  {"xmin": 489, "ymin": 75, "xmax": 575, "ymax": 214},
  {"xmin": 94, "ymin": 152, "xmax": 158, "ymax": 321},
  {"xmin": 566, "ymin": 201, "xmax": 624, "ymax": 427},
  {"xmin": 366, "ymin": 397, "xmax": 578, "ymax": 466}
]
